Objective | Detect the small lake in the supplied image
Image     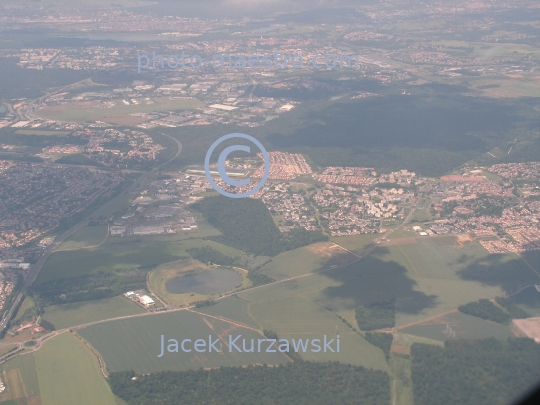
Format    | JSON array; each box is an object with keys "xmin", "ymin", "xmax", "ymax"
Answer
[{"xmin": 165, "ymin": 268, "xmax": 241, "ymax": 295}]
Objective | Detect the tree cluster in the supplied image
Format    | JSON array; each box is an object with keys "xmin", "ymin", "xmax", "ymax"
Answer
[
  {"xmin": 355, "ymin": 299, "xmax": 395, "ymax": 331},
  {"xmin": 364, "ymin": 332, "xmax": 393, "ymax": 361},
  {"xmin": 192, "ymin": 196, "xmax": 327, "ymax": 257},
  {"xmin": 458, "ymin": 299, "xmax": 511, "ymax": 324},
  {"xmin": 109, "ymin": 361, "xmax": 390, "ymax": 405},
  {"xmin": 411, "ymin": 338, "xmax": 540, "ymax": 405}
]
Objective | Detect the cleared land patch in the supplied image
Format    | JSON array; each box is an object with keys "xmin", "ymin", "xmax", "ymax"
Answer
[{"xmin": 42, "ymin": 296, "xmax": 145, "ymax": 330}]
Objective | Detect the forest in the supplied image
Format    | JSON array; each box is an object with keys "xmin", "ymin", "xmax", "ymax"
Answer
[
  {"xmin": 411, "ymin": 338, "xmax": 540, "ymax": 405},
  {"xmin": 458, "ymin": 299, "xmax": 511, "ymax": 324},
  {"xmin": 355, "ymin": 299, "xmax": 395, "ymax": 331},
  {"xmin": 109, "ymin": 361, "xmax": 390, "ymax": 405},
  {"xmin": 192, "ymin": 196, "xmax": 327, "ymax": 256}
]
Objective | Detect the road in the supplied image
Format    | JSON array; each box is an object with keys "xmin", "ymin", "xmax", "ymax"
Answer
[{"xmin": 0, "ymin": 133, "xmax": 182, "ymax": 334}]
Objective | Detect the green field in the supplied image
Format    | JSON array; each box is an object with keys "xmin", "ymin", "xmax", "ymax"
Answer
[
  {"xmin": 259, "ymin": 242, "xmax": 358, "ymax": 280},
  {"xmin": 241, "ymin": 295, "xmax": 388, "ymax": 371},
  {"xmin": 36, "ymin": 97, "xmax": 203, "ymax": 124},
  {"xmin": 399, "ymin": 311, "xmax": 515, "ymax": 341},
  {"xmin": 78, "ymin": 310, "xmax": 290, "ymax": 374},
  {"xmin": 331, "ymin": 234, "xmax": 378, "ymax": 255},
  {"xmin": 89, "ymin": 193, "xmax": 133, "ymax": 219},
  {"xmin": 387, "ymin": 229, "xmax": 417, "ymax": 239},
  {"xmin": 36, "ymin": 237, "xmax": 240, "ymax": 284},
  {"xmin": 34, "ymin": 333, "xmax": 116, "ymax": 405},
  {"xmin": 42, "ymin": 296, "xmax": 145, "ymax": 330},
  {"xmin": 1, "ymin": 332, "xmax": 116, "ymax": 405},
  {"xmin": 55, "ymin": 225, "xmax": 108, "ymax": 251}
]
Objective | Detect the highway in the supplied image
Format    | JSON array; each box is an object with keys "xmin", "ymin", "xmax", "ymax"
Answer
[{"xmin": 0, "ymin": 132, "xmax": 182, "ymax": 333}]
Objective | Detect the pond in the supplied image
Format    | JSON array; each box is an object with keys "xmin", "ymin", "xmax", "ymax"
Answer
[{"xmin": 165, "ymin": 267, "xmax": 242, "ymax": 295}]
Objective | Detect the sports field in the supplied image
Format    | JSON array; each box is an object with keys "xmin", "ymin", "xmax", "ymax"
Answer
[
  {"xmin": 78, "ymin": 310, "xmax": 290, "ymax": 374},
  {"xmin": 35, "ymin": 97, "xmax": 203, "ymax": 124},
  {"xmin": 0, "ymin": 332, "xmax": 116, "ymax": 405},
  {"xmin": 42, "ymin": 296, "xmax": 145, "ymax": 330}
]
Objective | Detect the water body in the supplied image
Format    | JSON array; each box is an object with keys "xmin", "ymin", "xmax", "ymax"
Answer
[
  {"xmin": 0, "ymin": 106, "xmax": 7, "ymax": 113},
  {"xmin": 166, "ymin": 268, "xmax": 241, "ymax": 295}
]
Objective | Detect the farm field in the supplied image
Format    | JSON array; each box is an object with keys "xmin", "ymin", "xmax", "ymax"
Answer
[
  {"xmin": 240, "ymin": 236, "xmax": 515, "ymax": 333},
  {"xmin": 42, "ymin": 296, "xmax": 145, "ymax": 330},
  {"xmin": 54, "ymin": 225, "xmax": 108, "ymax": 251},
  {"xmin": 78, "ymin": 310, "xmax": 289, "ymax": 374},
  {"xmin": 259, "ymin": 242, "xmax": 358, "ymax": 280},
  {"xmin": 34, "ymin": 332, "xmax": 116, "ymax": 405},
  {"xmin": 0, "ymin": 332, "xmax": 116, "ymax": 405},
  {"xmin": 35, "ymin": 97, "xmax": 204, "ymax": 124},
  {"xmin": 244, "ymin": 295, "xmax": 388, "ymax": 371},
  {"xmin": 398, "ymin": 311, "xmax": 515, "ymax": 341},
  {"xmin": 149, "ymin": 259, "xmax": 247, "ymax": 306},
  {"xmin": 0, "ymin": 354, "xmax": 40, "ymax": 403},
  {"xmin": 36, "ymin": 237, "xmax": 241, "ymax": 284},
  {"xmin": 195, "ymin": 297, "xmax": 260, "ymax": 329}
]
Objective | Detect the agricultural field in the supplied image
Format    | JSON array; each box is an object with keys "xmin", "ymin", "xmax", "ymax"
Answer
[
  {"xmin": 149, "ymin": 259, "xmax": 248, "ymax": 306},
  {"xmin": 35, "ymin": 236, "xmax": 240, "ymax": 284},
  {"xmin": 54, "ymin": 225, "xmax": 108, "ymax": 251},
  {"xmin": 0, "ymin": 332, "xmax": 116, "ymax": 405},
  {"xmin": 243, "ymin": 295, "xmax": 388, "ymax": 371},
  {"xmin": 258, "ymin": 242, "xmax": 358, "ymax": 280},
  {"xmin": 42, "ymin": 296, "xmax": 145, "ymax": 330},
  {"xmin": 35, "ymin": 97, "xmax": 204, "ymax": 125},
  {"xmin": 78, "ymin": 310, "xmax": 290, "ymax": 374},
  {"xmin": 195, "ymin": 297, "xmax": 261, "ymax": 329},
  {"xmin": 398, "ymin": 311, "xmax": 515, "ymax": 341}
]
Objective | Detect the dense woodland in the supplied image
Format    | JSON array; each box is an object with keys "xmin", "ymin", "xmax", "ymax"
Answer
[
  {"xmin": 355, "ymin": 299, "xmax": 395, "ymax": 331},
  {"xmin": 458, "ymin": 299, "xmax": 511, "ymax": 324},
  {"xmin": 411, "ymin": 338, "xmax": 540, "ymax": 405},
  {"xmin": 364, "ymin": 332, "xmax": 393, "ymax": 361},
  {"xmin": 109, "ymin": 361, "xmax": 390, "ymax": 405},
  {"xmin": 192, "ymin": 196, "xmax": 327, "ymax": 256}
]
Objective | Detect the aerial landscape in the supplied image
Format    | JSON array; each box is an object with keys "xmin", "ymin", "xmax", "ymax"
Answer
[{"xmin": 0, "ymin": 0, "xmax": 540, "ymax": 404}]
